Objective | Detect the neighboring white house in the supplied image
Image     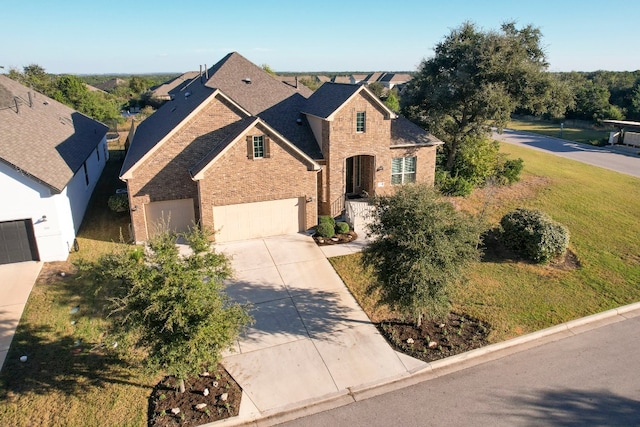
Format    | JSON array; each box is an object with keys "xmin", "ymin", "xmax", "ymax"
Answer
[{"xmin": 0, "ymin": 75, "xmax": 108, "ymax": 264}]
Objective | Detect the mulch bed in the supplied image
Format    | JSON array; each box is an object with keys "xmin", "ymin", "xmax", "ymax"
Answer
[
  {"xmin": 377, "ymin": 313, "xmax": 491, "ymax": 363},
  {"xmin": 312, "ymin": 230, "xmax": 358, "ymax": 246},
  {"xmin": 148, "ymin": 365, "xmax": 242, "ymax": 427}
]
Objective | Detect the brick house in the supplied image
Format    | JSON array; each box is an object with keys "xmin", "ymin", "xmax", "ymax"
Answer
[{"xmin": 120, "ymin": 52, "xmax": 441, "ymax": 243}]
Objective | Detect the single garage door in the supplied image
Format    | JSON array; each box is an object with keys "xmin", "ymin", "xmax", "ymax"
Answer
[
  {"xmin": 145, "ymin": 199, "xmax": 195, "ymax": 237},
  {"xmin": 0, "ymin": 219, "xmax": 39, "ymax": 265},
  {"xmin": 213, "ymin": 198, "xmax": 304, "ymax": 243}
]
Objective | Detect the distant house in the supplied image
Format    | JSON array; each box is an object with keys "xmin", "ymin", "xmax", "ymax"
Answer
[
  {"xmin": 378, "ymin": 72, "xmax": 413, "ymax": 90},
  {"xmin": 148, "ymin": 71, "xmax": 200, "ymax": 101},
  {"xmin": 93, "ymin": 78, "xmax": 126, "ymax": 92},
  {"xmin": 0, "ymin": 75, "xmax": 108, "ymax": 264},
  {"xmin": 331, "ymin": 75, "xmax": 351, "ymax": 84},
  {"xmin": 120, "ymin": 52, "xmax": 441, "ymax": 244}
]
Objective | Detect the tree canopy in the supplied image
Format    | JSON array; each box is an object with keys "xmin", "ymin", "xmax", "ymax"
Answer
[
  {"xmin": 362, "ymin": 184, "xmax": 482, "ymax": 325},
  {"xmin": 92, "ymin": 227, "xmax": 252, "ymax": 392},
  {"xmin": 402, "ymin": 22, "xmax": 571, "ymax": 170}
]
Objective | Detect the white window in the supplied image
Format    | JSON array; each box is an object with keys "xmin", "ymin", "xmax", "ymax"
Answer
[
  {"xmin": 356, "ymin": 111, "xmax": 366, "ymax": 133},
  {"xmin": 391, "ymin": 157, "xmax": 416, "ymax": 185},
  {"xmin": 253, "ymin": 136, "xmax": 264, "ymax": 158}
]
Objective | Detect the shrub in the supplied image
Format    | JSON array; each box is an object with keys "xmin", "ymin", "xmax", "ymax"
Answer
[
  {"xmin": 436, "ymin": 171, "xmax": 474, "ymax": 196},
  {"xmin": 316, "ymin": 222, "xmax": 335, "ymax": 238},
  {"xmin": 318, "ymin": 215, "xmax": 336, "ymax": 227},
  {"xmin": 336, "ymin": 221, "xmax": 350, "ymax": 234},
  {"xmin": 496, "ymin": 158, "xmax": 524, "ymax": 184},
  {"xmin": 500, "ymin": 208, "xmax": 570, "ymax": 263},
  {"xmin": 107, "ymin": 193, "xmax": 129, "ymax": 212}
]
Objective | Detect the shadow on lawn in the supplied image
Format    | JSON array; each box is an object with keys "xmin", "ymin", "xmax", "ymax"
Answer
[{"xmin": 0, "ymin": 321, "xmax": 142, "ymax": 399}]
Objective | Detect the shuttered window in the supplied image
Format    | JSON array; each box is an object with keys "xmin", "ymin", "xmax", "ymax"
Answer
[
  {"xmin": 391, "ymin": 157, "xmax": 416, "ymax": 185},
  {"xmin": 246, "ymin": 135, "xmax": 271, "ymax": 159}
]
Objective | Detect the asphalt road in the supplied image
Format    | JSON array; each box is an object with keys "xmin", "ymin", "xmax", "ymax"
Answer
[
  {"xmin": 280, "ymin": 315, "xmax": 640, "ymax": 426},
  {"xmin": 493, "ymin": 129, "xmax": 640, "ymax": 178}
]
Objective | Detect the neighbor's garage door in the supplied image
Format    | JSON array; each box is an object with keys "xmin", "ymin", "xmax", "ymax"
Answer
[
  {"xmin": 213, "ymin": 198, "xmax": 304, "ymax": 243},
  {"xmin": 0, "ymin": 219, "xmax": 39, "ymax": 265},
  {"xmin": 145, "ymin": 199, "xmax": 195, "ymax": 237}
]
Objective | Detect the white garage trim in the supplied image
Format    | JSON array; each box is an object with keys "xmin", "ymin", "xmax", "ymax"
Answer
[
  {"xmin": 145, "ymin": 199, "xmax": 195, "ymax": 237},
  {"xmin": 213, "ymin": 198, "xmax": 305, "ymax": 243}
]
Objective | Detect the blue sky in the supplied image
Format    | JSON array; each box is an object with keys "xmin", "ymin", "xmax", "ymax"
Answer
[{"xmin": 3, "ymin": 0, "xmax": 639, "ymax": 75}]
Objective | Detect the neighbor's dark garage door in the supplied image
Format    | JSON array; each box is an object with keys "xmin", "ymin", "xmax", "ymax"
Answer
[{"xmin": 0, "ymin": 219, "xmax": 39, "ymax": 264}]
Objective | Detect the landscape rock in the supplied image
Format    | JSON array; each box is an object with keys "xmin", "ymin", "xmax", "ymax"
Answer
[
  {"xmin": 203, "ymin": 388, "xmax": 209, "ymax": 396},
  {"xmin": 195, "ymin": 403, "xmax": 207, "ymax": 411},
  {"xmin": 170, "ymin": 407, "xmax": 180, "ymax": 415},
  {"xmin": 219, "ymin": 392, "xmax": 228, "ymax": 402},
  {"xmin": 428, "ymin": 341, "xmax": 438, "ymax": 348},
  {"xmin": 406, "ymin": 338, "xmax": 414, "ymax": 344}
]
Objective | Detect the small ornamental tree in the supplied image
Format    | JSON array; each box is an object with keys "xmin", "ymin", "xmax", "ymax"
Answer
[
  {"xmin": 94, "ymin": 226, "xmax": 252, "ymax": 392},
  {"xmin": 362, "ymin": 184, "xmax": 482, "ymax": 325},
  {"xmin": 500, "ymin": 208, "xmax": 570, "ymax": 263}
]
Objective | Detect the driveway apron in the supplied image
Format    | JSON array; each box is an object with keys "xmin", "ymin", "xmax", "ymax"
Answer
[
  {"xmin": 218, "ymin": 233, "xmax": 424, "ymax": 418},
  {"xmin": 0, "ymin": 261, "xmax": 43, "ymax": 370}
]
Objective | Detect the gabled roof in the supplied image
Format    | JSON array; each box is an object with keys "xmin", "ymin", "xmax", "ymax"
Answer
[
  {"xmin": 121, "ymin": 52, "xmax": 322, "ymax": 179},
  {"xmin": 120, "ymin": 78, "xmax": 223, "ymax": 179},
  {"xmin": 302, "ymin": 82, "xmax": 395, "ymax": 121},
  {"xmin": 0, "ymin": 75, "xmax": 108, "ymax": 193},
  {"xmin": 378, "ymin": 73, "xmax": 413, "ymax": 83},
  {"xmin": 190, "ymin": 116, "xmax": 320, "ymax": 180},
  {"xmin": 391, "ymin": 116, "xmax": 443, "ymax": 147},
  {"xmin": 203, "ymin": 52, "xmax": 307, "ymax": 116}
]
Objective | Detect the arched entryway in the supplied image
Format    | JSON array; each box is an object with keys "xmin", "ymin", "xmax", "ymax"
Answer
[{"xmin": 345, "ymin": 155, "xmax": 375, "ymax": 199}]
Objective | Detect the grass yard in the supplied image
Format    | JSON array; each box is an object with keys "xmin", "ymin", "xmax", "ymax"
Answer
[
  {"xmin": 0, "ymin": 156, "xmax": 155, "ymax": 427},
  {"xmin": 508, "ymin": 118, "xmax": 611, "ymax": 146},
  {"xmin": 331, "ymin": 143, "xmax": 640, "ymax": 343}
]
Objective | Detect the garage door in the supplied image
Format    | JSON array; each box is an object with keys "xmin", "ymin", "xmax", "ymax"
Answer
[
  {"xmin": 0, "ymin": 219, "xmax": 39, "ymax": 265},
  {"xmin": 213, "ymin": 198, "xmax": 304, "ymax": 243},
  {"xmin": 145, "ymin": 199, "xmax": 195, "ymax": 237}
]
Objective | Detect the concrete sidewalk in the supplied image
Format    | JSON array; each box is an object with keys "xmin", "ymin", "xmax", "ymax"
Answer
[
  {"xmin": 0, "ymin": 261, "xmax": 43, "ymax": 370},
  {"xmin": 216, "ymin": 234, "xmax": 426, "ymax": 423}
]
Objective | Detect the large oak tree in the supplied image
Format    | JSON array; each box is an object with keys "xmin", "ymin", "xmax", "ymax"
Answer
[{"xmin": 402, "ymin": 22, "xmax": 572, "ymax": 170}]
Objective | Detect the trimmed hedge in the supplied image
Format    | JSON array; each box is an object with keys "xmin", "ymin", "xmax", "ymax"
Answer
[
  {"xmin": 500, "ymin": 208, "xmax": 570, "ymax": 263},
  {"xmin": 318, "ymin": 215, "xmax": 336, "ymax": 227},
  {"xmin": 336, "ymin": 221, "xmax": 350, "ymax": 234},
  {"xmin": 316, "ymin": 222, "xmax": 336, "ymax": 238},
  {"xmin": 107, "ymin": 193, "xmax": 129, "ymax": 212}
]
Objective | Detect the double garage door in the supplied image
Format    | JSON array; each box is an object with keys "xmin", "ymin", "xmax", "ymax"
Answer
[
  {"xmin": 0, "ymin": 219, "xmax": 39, "ymax": 265},
  {"xmin": 213, "ymin": 198, "xmax": 304, "ymax": 243},
  {"xmin": 145, "ymin": 198, "xmax": 304, "ymax": 243}
]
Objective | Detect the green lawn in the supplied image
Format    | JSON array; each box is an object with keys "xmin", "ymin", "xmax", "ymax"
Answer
[
  {"xmin": 0, "ymin": 157, "xmax": 153, "ymax": 426},
  {"xmin": 332, "ymin": 144, "xmax": 640, "ymax": 343},
  {"xmin": 507, "ymin": 118, "xmax": 611, "ymax": 146}
]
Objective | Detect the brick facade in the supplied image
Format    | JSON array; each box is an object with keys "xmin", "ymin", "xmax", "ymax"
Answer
[{"xmin": 197, "ymin": 122, "xmax": 318, "ymax": 235}]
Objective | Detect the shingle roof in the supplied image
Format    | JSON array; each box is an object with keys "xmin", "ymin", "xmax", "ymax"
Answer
[
  {"xmin": 301, "ymin": 82, "xmax": 361, "ymax": 119},
  {"xmin": 121, "ymin": 52, "xmax": 322, "ymax": 178},
  {"xmin": 0, "ymin": 75, "xmax": 108, "ymax": 193},
  {"xmin": 120, "ymin": 77, "xmax": 217, "ymax": 177},
  {"xmin": 204, "ymin": 53, "xmax": 306, "ymax": 116},
  {"xmin": 150, "ymin": 71, "xmax": 199, "ymax": 99},
  {"xmin": 391, "ymin": 116, "xmax": 442, "ymax": 146},
  {"xmin": 379, "ymin": 73, "xmax": 412, "ymax": 83}
]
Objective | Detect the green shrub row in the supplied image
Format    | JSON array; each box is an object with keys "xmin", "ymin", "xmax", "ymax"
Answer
[{"xmin": 316, "ymin": 216, "xmax": 351, "ymax": 238}]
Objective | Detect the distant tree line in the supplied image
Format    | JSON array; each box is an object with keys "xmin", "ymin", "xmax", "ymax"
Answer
[{"xmin": 6, "ymin": 65, "xmax": 174, "ymax": 126}]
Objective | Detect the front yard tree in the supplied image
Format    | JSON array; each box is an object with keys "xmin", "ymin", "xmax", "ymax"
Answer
[
  {"xmin": 402, "ymin": 21, "xmax": 570, "ymax": 171},
  {"xmin": 362, "ymin": 184, "xmax": 481, "ymax": 326},
  {"xmin": 95, "ymin": 227, "xmax": 252, "ymax": 393}
]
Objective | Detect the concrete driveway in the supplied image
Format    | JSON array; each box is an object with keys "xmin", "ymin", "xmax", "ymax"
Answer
[
  {"xmin": 217, "ymin": 233, "xmax": 424, "ymax": 420},
  {"xmin": 0, "ymin": 261, "xmax": 43, "ymax": 370}
]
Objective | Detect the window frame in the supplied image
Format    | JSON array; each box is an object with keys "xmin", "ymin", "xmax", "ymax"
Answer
[
  {"xmin": 391, "ymin": 156, "xmax": 417, "ymax": 185},
  {"xmin": 253, "ymin": 135, "xmax": 264, "ymax": 159},
  {"xmin": 356, "ymin": 111, "xmax": 366, "ymax": 133}
]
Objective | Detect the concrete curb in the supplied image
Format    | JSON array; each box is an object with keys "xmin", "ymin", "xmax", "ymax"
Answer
[{"xmin": 209, "ymin": 301, "xmax": 640, "ymax": 426}]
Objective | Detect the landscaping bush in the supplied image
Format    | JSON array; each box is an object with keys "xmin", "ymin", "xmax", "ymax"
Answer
[
  {"xmin": 107, "ymin": 193, "xmax": 129, "ymax": 212},
  {"xmin": 500, "ymin": 208, "xmax": 570, "ymax": 263},
  {"xmin": 496, "ymin": 158, "xmax": 524, "ymax": 184},
  {"xmin": 316, "ymin": 222, "xmax": 336, "ymax": 238},
  {"xmin": 336, "ymin": 221, "xmax": 350, "ymax": 234},
  {"xmin": 436, "ymin": 171, "xmax": 474, "ymax": 196},
  {"xmin": 318, "ymin": 215, "xmax": 336, "ymax": 227}
]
